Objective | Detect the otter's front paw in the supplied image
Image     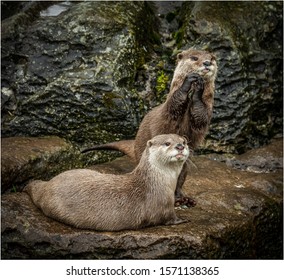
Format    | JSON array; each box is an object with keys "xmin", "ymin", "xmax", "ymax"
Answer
[
  {"xmin": 175, "ymin": 197, "xmax": 197, "ymax": 208},
  {"xmin": 180, "ymin": 73, "xmax": 204, "ymax": 97},
  {"xmin": 192, "ymin": 75, "xmax": 204, "ymax": 98},
  {"xmin": 165, "ymin": 216, "xmax": 190, "ymax": 226}
]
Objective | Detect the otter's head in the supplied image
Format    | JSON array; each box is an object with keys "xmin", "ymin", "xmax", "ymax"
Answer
[
  {"xmin": 147, "ymin": 134, "xmax": 190, "ymax": 167},
  {"xmin": 172, "ymin": 49, "xmax": 217, "ymax": 87}
]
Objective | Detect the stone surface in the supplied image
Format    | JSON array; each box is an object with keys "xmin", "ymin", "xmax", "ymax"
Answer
[
  {"xmin": 1, "ymin": 136, "xmax": 99, "ymax": 193},
  {"xmin": 1, "ymin": 1, "xmax": 158, "ymax": 148},
  {"xmin": 1, "ymin": 1, "xmax": 283, "ymax": 154},
  {"xmin": 1, "ymin": 139, "xmax": 282, "ymax": 259}
]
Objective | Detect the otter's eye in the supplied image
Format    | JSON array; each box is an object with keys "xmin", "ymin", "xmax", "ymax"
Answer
[
  {"xmin": 164, "ymin": 142, "xmax": 171, "ymax": 147},
  {"xmin": 190, "ymin": 56, "xmax": 198, "ymax": 61}
]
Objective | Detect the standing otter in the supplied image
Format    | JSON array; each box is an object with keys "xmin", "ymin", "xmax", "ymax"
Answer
[
  {"xmin": 25, "ymin": 134, "xmax": 190, "ymax": 231},
  {"xmin": 82, "ymin": 49, "xmax": 218, "ymax": 206}
]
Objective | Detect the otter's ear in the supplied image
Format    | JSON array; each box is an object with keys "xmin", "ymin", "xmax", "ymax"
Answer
[
  {"xmin": 182, "ymin": 135, "xmax": 189, "ymax": 144},
  {"xmin": 177, "ymin": 52, "xmax": 183, "ymax": 60},
  {"xmin": 147, "ymin": 140, "xmax": 153, "ymax": 147}
]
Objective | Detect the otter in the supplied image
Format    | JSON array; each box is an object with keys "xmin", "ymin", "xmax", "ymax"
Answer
[
  {"xmin": 82, "ymin": 49, "xmax": 218, "ymax": 206},
  {"xmin": 24, "ymin": 134, "xmax": 190, "ymax": 231}
]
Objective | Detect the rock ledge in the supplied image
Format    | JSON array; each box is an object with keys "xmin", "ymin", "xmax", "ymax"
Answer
[{"xmin": 1, "ymin": 139, "xmax": 282, "ymax": 259}]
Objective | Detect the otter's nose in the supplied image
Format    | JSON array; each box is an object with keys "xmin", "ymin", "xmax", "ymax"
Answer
[
  {"xmin": 176, "ymin": 144, "xmax": 184, "ymax": 151},
  {"xmin": 203, "ymin": 60, "xmax": 212, "ymax": 67}
]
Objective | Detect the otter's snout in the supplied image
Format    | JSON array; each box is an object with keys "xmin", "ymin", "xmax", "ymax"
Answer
[
  {"xmin": 175, "ymin": 144, "xmax": 185, "ymax": 151},
  {"xmin": 203, "ymin": 60, "xmax": 212, "ymax": 67}
]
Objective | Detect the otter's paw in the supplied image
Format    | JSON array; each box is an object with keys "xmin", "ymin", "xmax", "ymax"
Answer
[
  {"xmin": 174, "ymin": 217, "xmax": 189, "ymax": 225},
  {"xmin": 180, "ymin": 73, "xmax": 201, "ymax": 93},
  {"xmin": 180, "ymin": 73, "xmax": 202, "ymax": 94},
  {"xmin": 165, "ymin": 216, "xmax": 189, "ymax": 225},
  {"xmin": 192, "ymin": 75, "xmax": 204, "ymax": 98},
  {"xmin": 175, "ymin": 197, "xmax": 197, "ymax": 208}
]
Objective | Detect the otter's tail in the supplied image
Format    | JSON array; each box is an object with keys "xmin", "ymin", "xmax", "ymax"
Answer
[
  {"xmin": 23, "ymin": 180, "xmax": 47, "ymax": 208},
  {"xmin": 81, "ymin": 140, "xmax": 136, "ymax": 161}
]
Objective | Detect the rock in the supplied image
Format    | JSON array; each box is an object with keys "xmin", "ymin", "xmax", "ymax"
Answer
[
  {"xmin": 205, "ymin": 137, "xmax": 283, "ymax": 173},
  {"xmin": 1, "ymin": 136, "xmax": 98, "ymax": 193},
  {"xmin": 1, "ymin": 1, "xmax": 53, "ymax": 37},
  {"xmin": 1, "ymin": 139, "xmax": 282, "ymax": 259},
  {"xmin": 1, "ymin": 1, "xmax": 159, "ymax": 147},
  {"xmin": 225, "ymin": 138, "xmax": 283, "ymax": 173},
  {"xmin": 1, "ymin": 1, "xmax": 282, "ymax": 155}
]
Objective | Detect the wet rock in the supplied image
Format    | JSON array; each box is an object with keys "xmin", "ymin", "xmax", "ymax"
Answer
[
  {"xmin": 1, "ymin": 1, "xmax": 158, "ymax": 147},
  {"xmin": 204, "ymin": 137, "xmax": 283, "ymax": 173},
  {"xmin": 225, "ymin": 138, "xmax": 283, "ymax": 173},
  {"xmin": 1, "ymin": 136, "xmax": 95, "ymax": 193},
  {"xmin": 1, "ymin": 1, "xmax": 53, "ymax": 36},
  {"xmin": 226, "ymin": 155, "xmax": 283, "ymax": 174},
  {"xmin": 1, "ymin": 140, "xmax": 282, "ymax": 259},
  {"xmin": 1, "ymin": 1, "xmax": 282, "ymax": 155}
]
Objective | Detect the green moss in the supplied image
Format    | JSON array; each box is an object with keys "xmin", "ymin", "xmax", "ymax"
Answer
[
  {"xmin": 102, "ymin": 92, "xmax": 121, "ymax": 109},
  {"xmin": 156, "ymin": 60, "xmax": 165, "ymax": 69},
  {"xmin": 173, "ymin": 27, "xmax": 185, "ymax": 49},
  {"xmin": 156, "ymin": 70, "xmax": 169, "ymax": 94}
]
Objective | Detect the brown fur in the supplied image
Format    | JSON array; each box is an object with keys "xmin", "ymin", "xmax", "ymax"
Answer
[
  {"xmin": 82, "ymin": 49, "xmax": 218, "ymax": 201},
  {"xmin": 82, "ymin": 140, "xmax": 135, "ymax": 159},
  {"xmin": 25, "ymin": 134, "xmax": 189, "ymax": 231}
]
